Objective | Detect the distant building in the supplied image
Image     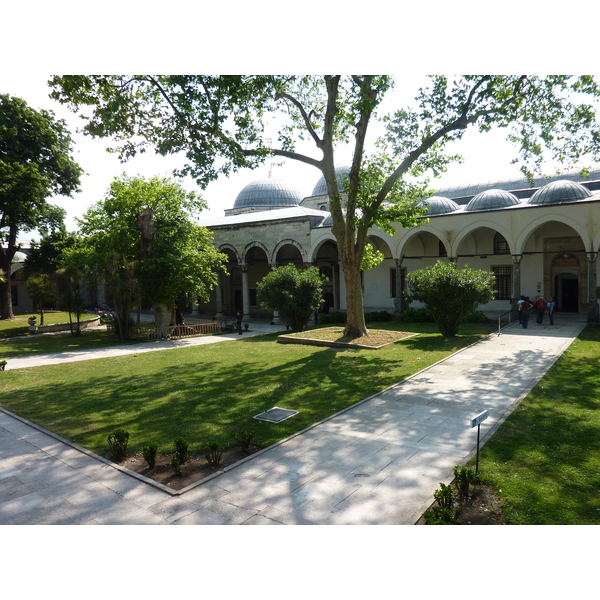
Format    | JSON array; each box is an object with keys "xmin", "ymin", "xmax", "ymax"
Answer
[{"xmin": 197, "ymin": 166, "xmax": 600, "ymax": 324}]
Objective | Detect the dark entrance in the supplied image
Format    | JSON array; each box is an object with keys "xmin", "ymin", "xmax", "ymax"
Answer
[{"xmin": 557, "ymin": 276, "xmax": 579, "ymax": 312}]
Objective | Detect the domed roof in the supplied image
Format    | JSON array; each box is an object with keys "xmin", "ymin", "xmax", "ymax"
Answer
[
  {"xmin": 311, "ymin": 166, "xmax": 351, "ymax": 196},
  {"xmin": 528, "ymin": 179, "xmax": 592, "ymax": 205},
  {"xmin": 12, "ymin": 251, "xmax": 27, "ymax": 263},
  {"xmin": 419, "ymin": 196, "xmax": 460, "ymax": 215},
  {"xmin": 465, "ymin": 189, "xmax": 520, "ymax": 212},
  {"xmin": 233, "ymin": 179, "xmax": 303, "ymax": 209}
]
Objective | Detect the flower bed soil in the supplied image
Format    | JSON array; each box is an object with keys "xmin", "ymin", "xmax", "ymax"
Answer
[{"xmin": 121, "ymin": 445, "xmax": 259, "ymax": 491}]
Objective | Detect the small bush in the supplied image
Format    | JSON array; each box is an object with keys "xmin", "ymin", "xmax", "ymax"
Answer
[
  {"xmin": 364, "ymin": 310, "xmax": 392, "ymax": 322},
  {"xmin": 142, "ymin": 443, "xmax": 158, "ymax": 469},
  {"xmin": 107, "ymin": 429, "xmax": 130, "ymax": 462},
  {"xmin": 205, "ymin": 441, "xmax": 223, "ymax": 467},
  {"xmin": 234, "ymin": 430, "xmax": 255, "ymax": 452},
  {"xmin": 463, "ymin": 310, "xmax": 490, "ymax": 324},
  {"xmin": 422, "ymin": 506, "xmax": 456, "ymax": 525},
  {"xmin": 169, "ymin": 455, "xmax": 182, "ymax": 476},
  {"xmin": 453, "ymin": 465, "xmax": 478, "ymax": 501},
  {"xmin": 318, "ymin": 311, "xmax": 346, "ymax": 324},
  {"xmin": 0, "ymin": 359, "xmax": 7, "ymax": 371},
  {"xmin": 173, "ymin": 437, "xmax": 190, "ymax": 465},
  {"xmin": 398, "ymin": 307, "xmax": 434, "ymax": 322}
]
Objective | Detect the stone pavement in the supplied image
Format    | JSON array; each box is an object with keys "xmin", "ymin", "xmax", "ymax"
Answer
[{"xmin": 0, "ymin": 315, "xmax": 586, "ymax": 524}]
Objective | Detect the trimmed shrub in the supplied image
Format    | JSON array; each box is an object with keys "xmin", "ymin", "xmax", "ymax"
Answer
[
  {"xmin": 173, "ymin": 437, "xmax": 190, "ymax": 465},
  {"xmin": 234, "ymin": 430, "xmax": 255, "ymax": 453},
  {"xmin": 398, "ymin": 307, "xmax": 434, "ymax": 322},
  {"xmin": 205, "ymin": 441, "xmax": 223, "ymax": 467},
  {"xmin": 107, "ymin": 429, "xmax": 130, "ymax": 462},
  {"xmin": 364, "ymin": 310, "xmax": 392, "ymax": 322},
  {"xmin": 142, "ymin": 443, "xmax": 158, "ymax": 469}
]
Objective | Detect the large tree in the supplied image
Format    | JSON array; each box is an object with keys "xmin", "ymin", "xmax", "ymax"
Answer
[
  {"xmin": 63, "ymin": 174, "xmax": 226, "ymax": 340},
  {"xmin": 50, "ymin": 75, "xmax": 600, "ymax": 336},
  {"xmin": 406, "ymin": 261, "xmax": 496, "ymax": 337},
  {"xmin": 0, "ymin": 94, "xmax": 82, "ymax": 319}
]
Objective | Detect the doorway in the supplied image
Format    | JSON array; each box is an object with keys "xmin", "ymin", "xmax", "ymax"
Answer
[{"xmin": 555, "ymin": 274, "xmax": 579, "ymax": 312}]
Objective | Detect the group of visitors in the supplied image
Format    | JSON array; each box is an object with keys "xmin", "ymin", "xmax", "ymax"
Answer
[{"xmin": 517, "ymin": 295, "xmax": 556, "ymax": 328}]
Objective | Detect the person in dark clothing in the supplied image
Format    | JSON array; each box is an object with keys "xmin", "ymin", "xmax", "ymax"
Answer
[
  {"xmin": 235, "ymin": 311, "xmax": 243, "ymax": 335},
  {"xmin": 521, "ymin": 297, "xmax": 533, "ymax": 328},
  {"xmin": 535, "ymin": 295, "xmax": 547, "ymax": 324}
]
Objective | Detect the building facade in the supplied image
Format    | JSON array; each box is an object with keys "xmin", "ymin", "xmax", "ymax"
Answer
[{"xmin": 197, "ymin": 166, "xmax": 600, "ymax": 324}]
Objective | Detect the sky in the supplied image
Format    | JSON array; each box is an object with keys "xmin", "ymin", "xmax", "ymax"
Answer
[{"xmin": 1, "ymin": 73, "xmax": 532, "ymax": 239}]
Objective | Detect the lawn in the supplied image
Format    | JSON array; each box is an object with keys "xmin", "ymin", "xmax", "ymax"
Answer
[
  {"xmin": 0, "ymin": 311, "xmax": 98, "ymax": 340},
  {"xmin": 0, "ymin": 322, "xmax": 494, "ymax": 459},
  {"xmin": 474, "ymin": 324, "xmax": 600, "ymax": 524}
]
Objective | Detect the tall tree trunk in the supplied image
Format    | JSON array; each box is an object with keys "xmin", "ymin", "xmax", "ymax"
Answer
[
  {"xmin": 340, "ymin": 249, "xmax": 369, "ymax": 338},
  {"xmin": 0, "ymin": 278, "xmax": 14, "ymax": 320}
]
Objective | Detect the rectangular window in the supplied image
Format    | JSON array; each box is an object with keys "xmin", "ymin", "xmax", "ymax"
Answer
[
  {"xmin": 390, "ymin": 268, "xmax": 397, "ymax": 298},
  {"xmin": 438, "ymin": 240, "xmax": 447, "ymax": 257},
  {"xmin": 493, "ymin": 233, "xmax": 510, "ymax": 254},
  {"xmin": 249, "ymin": 288, "xmax": 257, "ymax": 307},
  {"xmin": 11, "ymin": 285, "xmax": 18, "ymax": 306},
  {"xmin": 492, "ymin": 266, "xmax": 512, "ymax": 300}
]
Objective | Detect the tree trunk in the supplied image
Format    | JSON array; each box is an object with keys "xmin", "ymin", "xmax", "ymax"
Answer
[
  {"xmin": 342, "ymin": 254, "xmax": 369, "ymax": 338},
  {"xmin": 0, "ymin": 279, "xmax": 14, "ymax": 320}
]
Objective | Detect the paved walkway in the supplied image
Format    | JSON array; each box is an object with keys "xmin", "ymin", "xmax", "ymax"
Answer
[{"xmin": 0, "ymin": 316, "xmax": 586, "ymax": 524}]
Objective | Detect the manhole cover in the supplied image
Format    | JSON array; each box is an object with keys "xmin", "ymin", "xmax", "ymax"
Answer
[{"xmin": 253, "ymin": 406, "xmax": 299, "ymax": 423}]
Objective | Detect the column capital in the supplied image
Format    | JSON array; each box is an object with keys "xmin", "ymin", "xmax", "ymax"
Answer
[{"xmin": 512, "ymin": 254, "xmax": 523, "ymax": 264}]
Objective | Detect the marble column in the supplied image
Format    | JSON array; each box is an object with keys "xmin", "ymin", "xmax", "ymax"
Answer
[
  {"xmin": 512, "ymin": 254, "xmax": 522, "ymax": 312},
  {"xmin": 393, "ymin": 258, "xmax": 404, "ymax": 314},
  {"xmin": 241, "ymin": 265, "xmax": 250, "ymax": 321},
  {"xmin": 215, "ymin": 271, "xmax": 224, "ymax": 319},
  {"xmin": 587, "ymin": 252, "xmax": 599, "ymax": 323}
]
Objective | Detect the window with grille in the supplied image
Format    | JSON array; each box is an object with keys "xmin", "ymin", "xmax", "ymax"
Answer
[
  {"xmin": 492, "ymin": 266, "xmax": 512, "ymax": 299},
  {"xmin": 493, "ymin": 233, "xmax": 510, "ymax": 254}
]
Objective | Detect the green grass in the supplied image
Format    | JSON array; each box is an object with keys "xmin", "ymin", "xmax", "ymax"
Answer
[
  {"xmin": 474, "ymin": 325, "xmax": 600, "ymax": 524},
  {"xmin": 0, "ymin": 328, "xmax": 144, "ymax": 359},
  {"xmin": 0, "ymin": 311, "xmax": 98, "ymax": 339},
  {"xmin": 0, "ymin": 321, "xmax": 494, "ymax": 460}
]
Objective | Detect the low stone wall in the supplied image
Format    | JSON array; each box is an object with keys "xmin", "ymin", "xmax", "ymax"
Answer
[{"xmin": 34, "ymin": 316, "xmax": 101, "ymax": 333}]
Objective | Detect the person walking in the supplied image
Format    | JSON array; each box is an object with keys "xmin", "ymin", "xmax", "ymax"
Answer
[
  {"xmin": 235, "ymin": 311, "xmax": 243, "ymax": 335},
  {"xmin": 535, "ymin": 295, "xmax": 547, "ymax": 324},
  {"xmin": 517, "ymin": 295, "xmax": 525, "ymax": 325},
  {"xmin": 547, "ymin": 297, "xmax": 556, "ymax": 325},
  {"xmin": 521, "ymin": 297, "xmax": 533, "ymax": 328}
]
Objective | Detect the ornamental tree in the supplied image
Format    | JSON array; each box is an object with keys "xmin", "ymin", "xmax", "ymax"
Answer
[
  {"xmin": 63, "ymin": 174, "xmax": 226, "ymax": 340},
  {"xmin": 406, "ymin": 261, "xmax": 495, "ymax": 337},
  {"xmin": 50, "ymin": 75, "xmax": 600, "ymax": 337},
  {"xmin": 0, "ymin": 94, "xmax": 82, "ymax": 319},
  {"xmin": 25, "ymin": 273, "xmax": 55, "ymax": 325},
  {"xmin": 257, "ymin": 264, "xmax": 325, "ymax": 332}
]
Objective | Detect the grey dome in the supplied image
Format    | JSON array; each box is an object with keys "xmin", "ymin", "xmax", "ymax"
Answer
[
  {"xmin": 233, "ymin": 179, "xmax": 302, "ymax": 209},
  {"xmin": 311, "ymin": 166, "xmax": 351, "ymax": 196},
  {"xmin": 12, "ymin": 251, "xmax": 27, "ymax": 263},
  {"xmin": 420, "ymin": 196, "xmax": 460, "ymax": 215},
  {"xmin": 465, "ymin": 189, "xmax": 520, "ymax": 212},
  {"xmin": 528, "ymin": 179, "xmax": 592, "ymax": 205}
]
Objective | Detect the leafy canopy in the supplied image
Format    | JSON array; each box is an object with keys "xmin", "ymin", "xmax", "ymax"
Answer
[
  {"xmin": 406, "ymin": 261, "xmax": 495, "ymax": 337},
  {"xmin": 257, "ymin": 264, "xmax": 325, "ymax": 332}
]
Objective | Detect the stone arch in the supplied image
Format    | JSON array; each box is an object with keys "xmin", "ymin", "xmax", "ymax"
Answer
[
  {"xmin": 395, "ymin": 225, "xmax": 449, "ymax": 260},
  {"xmin": 453, "ymin": 220, "xmax": 515, "ymax": 258},
  {"xmin": 515, "ymin": 214, "xmax": 591, "ymax": 254},
  {"xmin": 272, "ymin": 238, "xmax": 307, "ymax": 265},
  {"xmin": 217, "ymin": 243, "xmax": 241, "ymax": 265},
  {"xmin": 242, "ymin": 241, "xmax": 270, "ymax": 265}
]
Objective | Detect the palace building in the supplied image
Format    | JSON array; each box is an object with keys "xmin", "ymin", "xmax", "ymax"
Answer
[{"xmin": 196, "ymin": 166, "xmax": 600, "ymax": 324}]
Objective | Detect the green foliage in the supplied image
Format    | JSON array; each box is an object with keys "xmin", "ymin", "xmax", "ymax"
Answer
[
  {"xmin": 107, "ymin": 429, "xmax": 129, "ymax": 462},
  {"xmin": 318, "ymin": 311, "xmax": 346, "ymax": 325},
  {"xmin": 234, "ymin": 430, "xmax": 255, "ymax": 452},
  {"xmin": 257, "ymin": 264, "xmax": 325, "ymax": 332},
  {"xmin": 422, "ymin": 506, "xmax": 456, "ymax": 525},
  {"xmin": 462, "ymin": 310, "xmax": 490, "ymax": 324},
  {"xmin": 453, "ymin": 465, "xmax": 478, "ymax": 501},
  {"xmin": 398, "ymin": 308, "xmax": 435, "ymax": 322},
  {"xmin": 142, "ymin": 443, "xmax": 158, "ymax": 469},
  {"xmin": 26, "ymin": 274, "xmax": 55, "ymax": 325},
  {"xmin": 63, "ymin": 175, "xmax": 226, "ymax": 340},
  {"xmin": 0, "ymin": 93, "xmax": 81, "ymax": 319},
  {"xmin": 169, "ymin": 455, "xmax": 182, "ymax": 476},
  {"xmin": 0, "ymin": 359, "xmax": 7, "ymax": 371},
  {"xmin": 60, "ymin": 277, "xmax": 87, "ymax": 337},
  {"xmin": 406, "ymin": 261, "xmax": 495, "ymax": 337},
  {"xmin": 205, "ymin": 441, "xmax": 223, "ymax": 467},
  {"xmin": 364, "ymin": 311, "xmax": 392, "ymax": 323},
  {"xmin": 173, "ymin": 437, "xmax": 190, "ymax": 465}
]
